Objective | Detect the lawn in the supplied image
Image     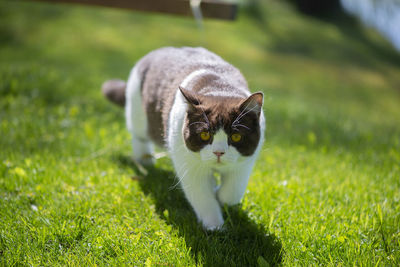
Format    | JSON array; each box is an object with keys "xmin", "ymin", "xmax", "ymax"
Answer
[{"xmin": 1, "ymin": 0, "xmax": 399, "ymax": 266}]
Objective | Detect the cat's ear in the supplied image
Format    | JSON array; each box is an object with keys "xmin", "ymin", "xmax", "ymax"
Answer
[
  {"xmin": 239, "ymin": 92, "xmax": 263, "ymax": 117},
  {"xmin": 179, "ymin": 86, "xmax": 201, "ymax": 110}
]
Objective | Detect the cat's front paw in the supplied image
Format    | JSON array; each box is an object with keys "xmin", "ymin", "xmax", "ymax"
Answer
[{"xmin": 201, "ymin": 213, "xmax": 224, "ymax": 231}]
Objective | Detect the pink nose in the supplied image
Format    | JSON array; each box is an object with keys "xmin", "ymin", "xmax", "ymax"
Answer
[{"xmin": 213, "ymin": 151, "xmax": 225, "ymax": 157}]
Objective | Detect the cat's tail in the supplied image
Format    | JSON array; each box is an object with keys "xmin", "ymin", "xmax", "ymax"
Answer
[{"xmin": 101, "ymin": 79, "xmax": 126, "ymax": 107}]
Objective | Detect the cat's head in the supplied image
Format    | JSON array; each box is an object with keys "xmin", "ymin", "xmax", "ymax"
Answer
[{"xmin": 180, "ymin": 87, "xmax": 264, "ymax": 165}]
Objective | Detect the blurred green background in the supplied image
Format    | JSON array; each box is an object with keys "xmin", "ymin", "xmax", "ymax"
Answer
[{"xmin": 1, "ymin": 0, "xmax": 399, "ymax": 266}]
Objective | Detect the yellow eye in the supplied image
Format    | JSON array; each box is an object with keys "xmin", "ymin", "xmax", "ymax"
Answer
[
  {"xmin": 231, "ymin": 133, "xmax": 242, "ymax": 142},
  {"xmin": 200, "ymin": 131, "xmax": 211, "ymax": 141}
]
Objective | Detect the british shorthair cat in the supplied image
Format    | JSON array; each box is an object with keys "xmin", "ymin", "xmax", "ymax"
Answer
[{"xmin": 102, "ymin": 47, "xmax": 265, "ymax": 230}]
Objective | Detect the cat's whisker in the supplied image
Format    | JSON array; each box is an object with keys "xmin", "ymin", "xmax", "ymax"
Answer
[
  {"xmin": 173, "ymin": 165, "xmax": 189, "ymax": 187},
  {"xmin": 232, "ymin": 104, "xmax": 258, "ymax": 126},
  {"xmin": 202, "ymin": 114, "xmax": 210, "ymax": 128},
  {"xmin": 170, "ymin": 176, "xmax": 182, "ymax": 190},
  {"xmin": 189, "ymin": 121, "xmax": 208, "ymax": 127},
  {"xmin": 232, "ymin": 123, "xmax": 250, "ymax": 130},
  {"xmin": 171, "ymin": 164, "xmax": 189, "ymax": 189},
  {"xmin": 232, "ymin": 101, "xmax": 252, "ymax": 124},
  {"xmin": 178, "ymin": 164, "xmax": 206, "ymax": 191},
  {"xmin": 232, "ymin": 103, "xmax": 248, "ymax": 121},
  {"xmin": 193, "ymin": 94, "xmax": 210, "ymax": 127},
  {"xmin": 232, "ymin": 106, "xmax": 257, "ymax": 124}
]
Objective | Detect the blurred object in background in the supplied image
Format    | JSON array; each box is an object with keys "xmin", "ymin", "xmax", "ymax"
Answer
[
  {"xmin": 340, "ymin": 0, "xmax": 400, "ymax": 51},
  {"xmin": 289, "ymin": 0, "xmax": 400, "ymax": 52},
  {"xmin": 288, "ymin": 0, "xmax": 342, "ymax": 16},
  {"xmin": 30, "ymin": 0, "xmax": 238, "ymax": 20}
]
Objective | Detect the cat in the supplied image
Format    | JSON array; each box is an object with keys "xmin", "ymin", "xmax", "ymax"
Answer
[{"xmin": 102, "ymin": 47, "xmax": 265, "ymax": 230}]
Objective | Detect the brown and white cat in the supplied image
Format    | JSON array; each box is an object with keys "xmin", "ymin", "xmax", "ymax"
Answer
[{"xmin": 102, "ymin": 47, "xmax": 265, "ymax": 230}]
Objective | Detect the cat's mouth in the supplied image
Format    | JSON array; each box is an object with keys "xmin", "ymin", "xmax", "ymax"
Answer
[
  {"xmin": 213, "ymin": 158, "xmax": 233, "ymax": 166},
  {"xmin": 214, "ymin": 151, "xmax": 224, "ymax": 164}
]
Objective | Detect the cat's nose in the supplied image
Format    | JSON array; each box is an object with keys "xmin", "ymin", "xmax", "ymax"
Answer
[{"xmin": 213, "ymin": 151, "xmax": 225, "ymax": 157}]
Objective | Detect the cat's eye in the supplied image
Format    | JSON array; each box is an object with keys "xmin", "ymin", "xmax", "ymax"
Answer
[
  {"xmin": 200, "ymin": 131, "xmax": 211, "ymax": 141},
  {"xmin": 231, "ymin": 133, "xmax": 242, "ymax": 142}
]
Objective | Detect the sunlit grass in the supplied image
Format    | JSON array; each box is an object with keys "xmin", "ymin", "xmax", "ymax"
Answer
[{"xmin": 1, "ymin": 0, "xmax": 399, "ymax": 266}]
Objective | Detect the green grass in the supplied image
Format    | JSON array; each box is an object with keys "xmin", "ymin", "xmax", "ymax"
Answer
[{"xmin": 1, "ymin": 0, "xmax": 400, "ymax": 265}]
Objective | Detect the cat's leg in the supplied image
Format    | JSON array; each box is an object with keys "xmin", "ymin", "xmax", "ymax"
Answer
[
  {"xmin": 125, "ymin": 67, "xmax": 154, "ymax": 165},
  {"xmin": 176, "ymin": 164, "xmax": 224, "ymax": 230},
  {"xmin": 217, "ymin": 162, "xmax": 255, "ymax": 206}
]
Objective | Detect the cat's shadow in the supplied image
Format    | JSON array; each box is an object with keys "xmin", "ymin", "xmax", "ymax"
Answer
[{"xmin": 115, "ymin": 154, "xmax": 283, "ymax": 266}]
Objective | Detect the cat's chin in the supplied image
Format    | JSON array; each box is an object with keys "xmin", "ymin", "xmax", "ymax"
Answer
[
  {"xmin": 210, "ymin": 161, "xmax": 228, "ymax": 168},
  {"xmin": 201, "ymin": 158, "xmax": 239, "ymax": 168}
]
